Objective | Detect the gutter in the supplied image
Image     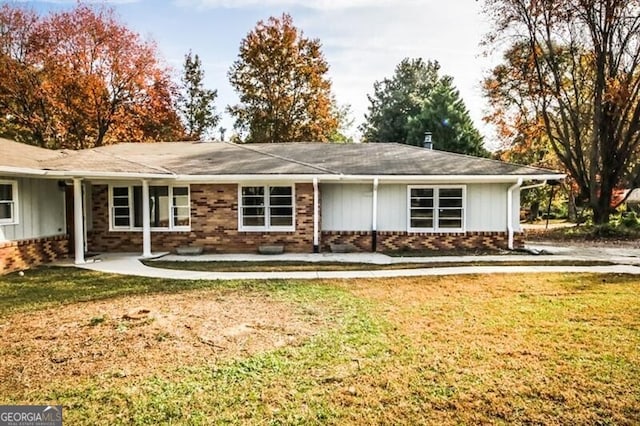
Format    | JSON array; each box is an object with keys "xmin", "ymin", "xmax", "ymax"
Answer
[
  {"xmin": 0, "ymin": 166, "xmax": 565, "ymax": 184},
  {"xmin": 507, "ymin": 178, "xmax": 523, "ymax": 250},
  {"xmin": 520, "ymin": 180, "xmax": 547, "ymax": 190}
]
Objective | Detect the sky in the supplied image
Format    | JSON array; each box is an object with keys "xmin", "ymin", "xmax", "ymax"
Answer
[{"xmin": 16, "ymin": 0, "xmax": 501, "ymax": 149}]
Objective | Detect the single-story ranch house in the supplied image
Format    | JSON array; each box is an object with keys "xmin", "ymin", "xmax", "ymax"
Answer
[{"xmin": 0, "ymin": 138, "xmax": 564, "ymax": 274}]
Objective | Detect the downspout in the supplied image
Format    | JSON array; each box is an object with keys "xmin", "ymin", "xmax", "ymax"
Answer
[
  {"xmin": 507, "ymin": 178, "xmax": 523, "ymax": 250},
  {"xmin": 313, "ymin": 177, "xmax": 319, "ymax": 253},
  {"xmin": 372, "ymin": 177, "xmax": 379, "ymax": 252}
]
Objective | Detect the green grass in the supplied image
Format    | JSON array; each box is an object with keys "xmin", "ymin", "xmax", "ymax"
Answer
[
  {"xmin": 143, "ymin": 259, "xmax": 614, "ymax": 272},
  {"xmin": 1, "ymin": 268, "xmax": 639, "ymax": 424}
]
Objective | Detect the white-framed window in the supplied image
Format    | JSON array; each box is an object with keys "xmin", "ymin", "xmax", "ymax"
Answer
[
  {"xmin": 239, "ymin": 185, "xmax": 295, "ymax": 231},
  {"xmin": 408, "ymin": 185, "xmax": 465, "ymax": 232},
  {"xmin": 0, "ymin": 180, "xmax": 17, "ymax": 225},
  {"xmin": 109, "ymin": 184, "xmax": 190, "ymax": 231}
]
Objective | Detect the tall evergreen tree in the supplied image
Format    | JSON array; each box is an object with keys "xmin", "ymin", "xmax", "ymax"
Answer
[
  {"xmin": 361, "ymin": 58, "xmax": 487, "ymax": 156},
  {"xmin": 406, "ymin": 77, "xmax": 488, "ymax": 156},
  {"xmin": 178, "ymin": 51, "xmax": 219, "ymax": 141}
]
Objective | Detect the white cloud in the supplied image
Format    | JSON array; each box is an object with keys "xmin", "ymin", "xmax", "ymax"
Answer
[
  {"xmin": 174, "ymin": 0, "xmax": 421, "ymax": 11},
  {"xmin": 14, "ymin": 0, "xmax": 140, "ymax": 3},
  {"xmin": 290, "ymin": 2, "xmax": 497, "ymax": 145}
]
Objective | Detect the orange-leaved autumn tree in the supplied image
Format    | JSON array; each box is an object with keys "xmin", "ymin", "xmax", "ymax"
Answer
[
  {"xmin": 482, "ymin": 0, "xmax": 640, "ymax": 224},
  {"xmin": 0, "ymin": 4, "xmax": 183, "ymax": 149},
  {"xmin": 228, "ymin": 13, "xmax": 338, "ymax": 143}
]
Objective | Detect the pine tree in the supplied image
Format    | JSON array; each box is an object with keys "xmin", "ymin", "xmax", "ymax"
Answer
[{"xmin": 361, "ymin": 58, "xmax": 487, "ymax": 156}]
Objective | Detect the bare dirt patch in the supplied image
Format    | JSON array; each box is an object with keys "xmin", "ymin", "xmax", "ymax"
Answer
[{"xmin": 0, "ymin": 289, "xmax": 323, "ymax": 395}]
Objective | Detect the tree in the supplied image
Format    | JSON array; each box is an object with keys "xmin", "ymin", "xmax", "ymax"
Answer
[
  {"xmin": 178, "ymin": 51, "xmax": 220, "ymax": 141},
  {"xmin": 0, "ymin": 4, "xmax": 183, "ymax": 149},
  {"xmin": 328, "ymin": 100, "xmax": 355, "ymax": 143},
  {"xmin": 406, "ymin": 77, "xmax": 487, "ymax": 156},
  {"xmin": 361, "ymin": 58, "xmax": 440, "ymax": 144},
  {"xmin": 227, "ymin": 13, "xmax": 338, "ymax": 143},
  {"xmin": 361, "ymin": 58, "xmax": 487, "ymax": 156},
  {"xmin": 482, "ymin": 0, "xmax": 640, "ymax": 224}
]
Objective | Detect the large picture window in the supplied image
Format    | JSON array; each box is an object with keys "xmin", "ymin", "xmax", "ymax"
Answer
[
  {"xmin": 0, "ymin": 180, "xmax": 17, "ymax": 225},
  {"xmin": 239, "ymin": 185, "xmax": 294, "ymax": 231},
  {"xmin": 408, "ymin": 186, "xmax": 464, "ymax": 232},
  {"xmin": 110, "ymin": 185, "xmax": 190, "ymax": 231}
]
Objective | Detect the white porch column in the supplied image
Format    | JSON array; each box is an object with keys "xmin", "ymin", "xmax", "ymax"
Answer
[
  {"xmin": 73, "ymin": 178, "xmax": 85, "ymax": 264},
  {"xmin": 372, "ymin": 178, "xmax": 379, "ymax": 252},
  {"xmin": 141, "ymin": 179, "xmax": 152, "ymax": 258},
  {"xmin": 507, "ymin": 178, "xmax": 523, "ymax": 250},
  {"xmin": 313, "ymin": 177, "xmax": 319, "ymax": 253}
]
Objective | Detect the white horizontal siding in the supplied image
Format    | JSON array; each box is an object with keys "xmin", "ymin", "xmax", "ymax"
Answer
[
  {"xmin": 0, "ymin": 177, "xmax": 66, "ymax": 241},
  {"xmin": 322, "ymin": 182, "xmax": 516, "ymax": 233},
  {"xmin": 321, "ymin": 183, "xmax": 372, "ymax": 231}
]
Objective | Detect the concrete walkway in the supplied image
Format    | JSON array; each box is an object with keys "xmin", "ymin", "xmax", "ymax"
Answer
[{"xmin": 72, "ymin": 244, "xmax": 640, "ymax": 280}]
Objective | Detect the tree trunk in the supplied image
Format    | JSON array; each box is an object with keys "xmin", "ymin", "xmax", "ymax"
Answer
[{"xmin": 568, "ymin": 190, "xmax": 577, "ymax": 222}]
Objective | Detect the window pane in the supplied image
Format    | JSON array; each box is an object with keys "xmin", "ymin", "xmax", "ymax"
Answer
[
  {"xmin": 411, "ymin": 218, "xmax": 433, "ymax": 228},
  {"xmin": 112, "ymin": 196, "xmax": 129, "ymax": 207},
  {"xmin": 114, "ymin": 216, "xmax": 130, "ymax": 227},
  {"xmin": 133, "ymin": 186, "xmax": 143, "ymax": 228},
  {"xmin": 411, "ymin": 209, "xmax": 433, "ymax": 219},
  {"xmin": 243, "ymin": 207, "xmax": 265, "ymax": 217},
  {"xmin": 440, "ymin": 188, "xmax": 462, "ymax": 198},
  {"xmin": 242, "ymin": 196, "xmax": 264, "ymax": 206},
  {"xmin": 439, "ymin": 219, "xmax": 463, "ymax": 228},
  {"xmin": 0, "ymin": 184, "xmax": 13, "ymax": 201},
  {"xmin": 242, "ymin": 186, "xmax": 264, "ymax": 197},
  {"xmin": 270, "ymin": 186, "xmax": 292, "ymax": 196},
  {"xmin": 113, "ymin": 187, "xmax": 128, "ymax": 197},
  {"xmin": 411, "ymin": 188, "xmax": 433, "ymax": 198},
  {"xmin": 411, "ymin": 198, "xmax": 433, "ymax": 208},
  {"xmin": 270, "ymin": 207, "xmax": 293, "ymax": 217},
  {"xmin": 0, "ymin": 202, "xmax": 12, "ymax": 219},
  {"xmin": 270, "ymin": 196, "xmax": 293, "ymax": 206},
  {"xmin": 173, "ymin": 187, "xmax": 188, "ymax": 197},
  {"xmin": 243, "ymin": 216, "xmax": 265, "ymax": 227},
  {"xmin": 270, "ymin": 216, "xmax": 293, "ymax": 226},
  {"xmin": 173, "ymin": 206, "xmax": 190, "ymax": 227},
  {"xmin": 113, "ymin": 206, "xmax": 130, "ymax": 216},
  {"xmin": 439, "ymin": 207, "xmax": 463, "ymax": 229},
  {"xmin": 150, "ymin": 186, "xmax": 169, "ymax": 227},
  {"xmin": 439, "ymin": 198, "xmax": 463, "ymax": 208},
  {"xmin": 173, "ymin": 186, "xmax": 189, "ymax": 209},
  {"xmin": 439, "ymin": 209, "xmax": 462, "ymax": 219}
]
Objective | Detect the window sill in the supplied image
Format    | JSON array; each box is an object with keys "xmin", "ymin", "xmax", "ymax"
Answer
[
  {"xmin": 109, "ymin": 227, "xmax": 191, "ymax": 233},
  {"xmin": 239, "ymin": 228, "xmax": 295, "ymax": 233},
  {"xmin": 407, "ymin": 229, "xmax": 466, "ymax": 234}
]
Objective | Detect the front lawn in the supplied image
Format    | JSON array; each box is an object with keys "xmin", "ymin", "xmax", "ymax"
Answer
[{"xmin": 0, "ymin": 268, "xmax": 638, "ymax": 424}]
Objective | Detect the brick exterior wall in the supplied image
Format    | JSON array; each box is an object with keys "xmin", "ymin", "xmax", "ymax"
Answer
[
  {"xmin": 0, "ymin": 235, "xmax": 69, "ymax": 274},
  {"xmin": 88, "ymin": 183, "xmax": 316, "ymax": 254},
  {"xmin": 322, "ymin": 230, "xmax": 524, "ymax": 252}
]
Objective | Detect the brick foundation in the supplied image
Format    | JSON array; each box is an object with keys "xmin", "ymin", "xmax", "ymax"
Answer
[
  {"xmin": 0, "ymin": 235, "xmax": 69, "ymax": 274},
  {"xmin": 322, "ymin": 231, "xmax": 524, "ymax": 252},
  {"xmin": 88, "ymin": 183, "xmax": 316, "ymax": 254}
]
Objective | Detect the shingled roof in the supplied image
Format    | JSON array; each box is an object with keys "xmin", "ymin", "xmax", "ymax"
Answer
[
  {"xmin": 34, "ymin": 141, "xmax": 561, "ymax": 177},
  {"xmin": 0, "ymin": 140, "xmax": 563, "ymax": 179},
  {"xmin": 0, "ymin": 138, "xmax": 65, "ymax": 170}
]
